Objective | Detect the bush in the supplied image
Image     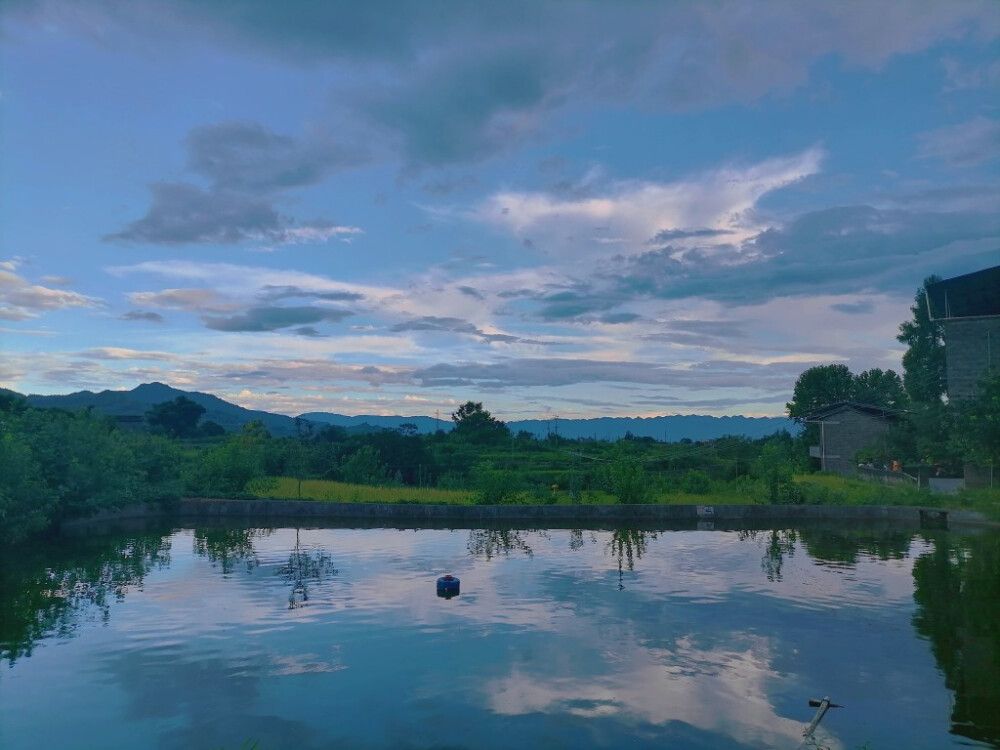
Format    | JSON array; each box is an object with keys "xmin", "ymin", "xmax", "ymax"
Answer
[
  {"xmin": 473, "ymin": 463, "xmax": 526, "ymax": 505},
  {"xmin": 603, "ymin": 448, "xmax": 651, "ymax": 504},
  {"xmin": 769, "ymin": 478, "xmax": 805, "ymax": 505},
  {"xmin": 681, "ymin": 469, "xmax": 712, "ymax": 495}
]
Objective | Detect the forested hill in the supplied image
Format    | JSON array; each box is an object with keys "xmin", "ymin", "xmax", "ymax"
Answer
[
  {"xmin": 18, "ymin": 382, "xmax": 304, "ymax": 436},
  {"xmin": 9, "ymin": 382, "xmax": 795, "ymax": 441}
]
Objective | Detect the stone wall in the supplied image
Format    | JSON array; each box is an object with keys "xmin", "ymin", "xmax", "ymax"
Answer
[
  {"xmin": 944, "ymin": 317, "xmax": 1000, "ymax": 400},
  {"xmin": 60, "ymin": 498, "xmax": 994, "ymax": 531},
  {"xmin": 820, "ymin": 407, "xmax": 891, "ymax": 477}
]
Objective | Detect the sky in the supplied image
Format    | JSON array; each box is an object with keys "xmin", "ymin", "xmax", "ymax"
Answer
[{"xmin": 1, "ymin": 1, "xmax": 998, "ymax": 420}]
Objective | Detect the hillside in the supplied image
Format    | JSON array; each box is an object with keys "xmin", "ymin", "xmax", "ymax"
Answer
[
  {"xmin": 21, "ymin": 382, "xmax": 306, "ymax": 436},
  {"xmin": 298, "ymin": 410, "xmax": 797, "ymax": 441},
  {"xmin": 10, "ymin": 383, "xmax": 797, "ymax": 441}
]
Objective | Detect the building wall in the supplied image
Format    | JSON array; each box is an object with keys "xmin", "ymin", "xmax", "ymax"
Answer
[
  {"xmin": 944, "ymin": 317, "xmax": 1000, "ymax": 400},
  {"xmin": 819, "ymin": 408, "xmax": 891, "ymax": 477}
]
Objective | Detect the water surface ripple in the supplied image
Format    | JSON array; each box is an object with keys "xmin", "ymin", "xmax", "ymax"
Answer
[{"xmin": 1, "ymin": 525, "xmax": 997, "ymax": 750}]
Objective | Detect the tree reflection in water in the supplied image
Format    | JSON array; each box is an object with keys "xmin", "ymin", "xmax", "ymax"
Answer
[
  {"xmin": 738, "ymin": 529, "xmax": 798, "ymax": 582},
  {"xmin": 607, "ymin": 528, "xmax": 657, "ymax": 589},
  {"xmin": 4, "ymin": 522, "xmax": 998, "ymax": 744},
  {"xmin": 278, "ymin": 529, "xmax": 337, "ymax": 609},
  {"xmin": 192, "ymin": 527, "xmax": 272, "ymax": 575},
  {"xmin": 912, "ymin": 533, "xmax": 1000, "ymax": 746},
  {"xmin": 1, "ymin": 531, "xmax": 172, "ymax": 664},
  {"xmin": 466, "ymin": 529, "xmax": 538, "ymax": 560},
  {"xmin": 568, "ymin": 528, "xmax": 597, "ymax": 551},
  {"xmin": 739, "ymin": 528, "xmax": 915, "ymax": 582},
  {"xmin": 798, "ymin": 529, "xmax": 912, "ymax": 567}
]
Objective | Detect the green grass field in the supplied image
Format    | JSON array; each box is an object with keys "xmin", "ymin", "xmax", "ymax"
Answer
[
  {"xmin": 257, "ymin": 477, "xmax": 771, "ymax": 507},
  {"xmin": 259, "ymin": 477, "xmax": 475, "ymax": 504},
  {"xmin": 252, "ymin": 473, "xmax": 1000, "ymax": 522}
]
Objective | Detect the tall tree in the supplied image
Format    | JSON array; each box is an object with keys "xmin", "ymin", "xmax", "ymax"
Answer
[
  {"xmin": 145, "ymin": 396, "xmax": 206, "ymax": 438},
  {"xmin": 853, "ymin": 368, "xmax": 908, "ymax": 409},
  {"xmin": 897, "ymin": 275, "xmax": 946, "ymax": 404},
  {"xmin": 451, "ymin": 401, "xmax": 509, "ymax": 444},
  {"xmin": 786, "ymin": 364, "xmax": 855, "ymax": 420}
]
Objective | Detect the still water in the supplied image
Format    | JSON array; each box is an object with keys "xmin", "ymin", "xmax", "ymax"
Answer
[{"xmin": 1, "ymin": 523, "xmax": 998, "ymax": 750}]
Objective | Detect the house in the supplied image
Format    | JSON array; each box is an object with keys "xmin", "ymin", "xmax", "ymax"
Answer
[
  {"xmin": 926, "ymin": 265, "xmax": 1000, "ymax": 400},
  {"xmin": 926, "ymin": 265, "xmax": 1000, "ymax": 488},
  {"xmin": 804, "ymin": 402, "xmax": 902, "ymax": 477}
]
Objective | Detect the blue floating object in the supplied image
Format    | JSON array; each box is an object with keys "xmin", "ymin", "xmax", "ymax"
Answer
[{"xmin": 436, "ymin": 573, "xmax": 460, "ymax": 598}]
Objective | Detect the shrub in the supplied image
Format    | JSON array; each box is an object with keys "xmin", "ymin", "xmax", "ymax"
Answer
[
  {"xmin": 473, "ymin": 463, "xmax": 526, "ymax": 505},
  {"xmin": 681, "ymin": 469, "xmax": 712, "ymax": 495},
  {"xmin": 769, "ymin": 478, "xmax": 805, "ymax": 505}
]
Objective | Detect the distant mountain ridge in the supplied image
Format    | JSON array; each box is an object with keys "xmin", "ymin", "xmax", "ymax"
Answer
[
  {"xmin": 8, "ymin": 382, "xmax": 796, "ymax": 441},
  {"xmin": 19, "ymin": 382, "xmax": 306, "ymax": 437}
]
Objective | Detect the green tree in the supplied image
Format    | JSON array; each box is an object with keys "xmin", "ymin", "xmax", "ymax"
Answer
[
  {"xmin": 451, "ymin": 401, "xmax": 509, "ymax": 444},
  {"xmin": 897, "ymin": 275, "xmax": 946, "ymax": 404},
  {"xmin": 751, "ymin": 440, "xmax": 804, "ymax": 505},
  {"xmin": 0, "ymin": 430, "xmax": 55, "ymax": 542},
  {"xmin": 198, "ymin": 420, "xmax": 226, "ymax": 437},
  {"xmin": 145, "ymin": 396, "xmax": 206, "ymax": 438},
  {"xmin": 952, "ymin": 374, "xmax": 1000, "ymax": 468},
  {"xmin": 190, "ymin": 420, "xmax": 273, "ymax": 494},
  {"xmin": 602, "ymin": 443, "xmax": 651, "ymax": 504},
  {"xmin": 786, "ymin": 364, "xmax": 855, "ymax": 419},
  {"xmin": 853, "ymin": 368, "xmax": 907, "ymax": 409},
  {"xmin": 340, "ymin": 445, "xmax": 393, "ymax": 486},
  {"xmin": 472, "ymin": 461, "xmax": 526, "ymax": 505}
]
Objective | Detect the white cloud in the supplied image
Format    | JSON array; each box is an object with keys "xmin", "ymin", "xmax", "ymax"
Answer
[
  {"xmin": 916, "ymin": 117, "xmax": 1000, "ymax": 167},
  {"xmin": 127, "ymin": 288, "xmax": 239, "ymax": 312},
  {"xmin": 941, "ymin": 57, "xmax": 1000, "ymax": 92},
  {"xmin": 0, "ymin": 269, "xmax": 102, "ymax": 320},
  {"xmin": 474, "ymin": 149, "xmax": 824, "ymax": 258}
]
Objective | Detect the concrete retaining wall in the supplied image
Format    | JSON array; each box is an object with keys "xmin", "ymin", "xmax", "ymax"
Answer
[{"xmin": 61, "ymin": 498, "xmax": 994, "ymax": 531}]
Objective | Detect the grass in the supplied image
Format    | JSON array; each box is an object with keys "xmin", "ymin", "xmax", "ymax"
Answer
[
  {"xmin": 796, "ymin": 473, "xmax": 1000, "ymax": 521},
  {"xmin": 251, "ymin": 474, "xmax": 1000, "ymax": 522},
  {"xmin": 258, "ymin": 477, "xmax": 475, "ymax": 505}
]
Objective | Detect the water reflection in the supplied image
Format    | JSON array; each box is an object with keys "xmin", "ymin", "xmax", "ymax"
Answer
[
  {"xmin": 608, "ymin": 528, "xmax": 657, "ymax": 589},
  {"xmin": 1, "ymin": 523, "xmax": 998, "ymax": 749},
  {"xmin": 738, "ymin": 529, "xmax": 798, "ymax": 582},
  {"xmin": 192, "ymin": 527, "xmax": 271, "ymax": 575},
  {"xmin": 912, "ymin": 533, "xmax": 1000, "ymax": 746},
  {"xmin": 467, "ymin": 528, "xmax": 538, "ymax": 559},
  {"xmin": 279, "ymin": 528, "xmax": 337, "ymax": 608},
  {"xmin": 799, "ymin": 528, "xmax": 912, "ymax": 567},
  {"xmin": 0, "ymin": 530, "xmax": 171, "ymax": 663}
]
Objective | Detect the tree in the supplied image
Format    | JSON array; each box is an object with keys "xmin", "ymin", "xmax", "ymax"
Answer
[
  {"xmin": 897, "ymin": 275, "xmax": 946, "ymax": 404},
  {"xmin": 451, "ymin": 401, "xmax": 509, "ymax": 444},
  {"xmin": 853, "ymin": 368, "xmax": 908, "ymax": 410},
  {"xmin": 340, "ymin": 445, "xmax": 393, "ymax": 486},
  {"xmin": 786, "ymin": 364, "xmax": 855, "ymax": 420},
  {"xmin": 198, "ymin": 420, "xmax": 226, "ymax": 437},
  {"xmin": 788, "ymin": 365, "xmax": 908, "ymax": 419},
  {"xmin": 952, "ymin": 374, "xmax": 1000, "ymax": 468},
  {"xmin": 602, "ymin": 442, "xmax": 652, "ymax": 504},
  {"xmin": 145, "ymin": 396, "xmax": 206, "ymax": 438}
]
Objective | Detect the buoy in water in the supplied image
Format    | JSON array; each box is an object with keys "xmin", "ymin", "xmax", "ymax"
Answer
[{"xmin": 436, "ymin": 573, "xmax": 460, "ymax": 599}]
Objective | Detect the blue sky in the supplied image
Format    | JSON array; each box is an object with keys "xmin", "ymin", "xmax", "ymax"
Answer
[{"xmin": 1, "ymin": 1, "xmax": 998, "ymax": 420}]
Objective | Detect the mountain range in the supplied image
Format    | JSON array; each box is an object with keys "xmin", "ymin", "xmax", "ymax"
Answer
[{"xmin": 3, "ymin": 382, "xmax": 797, "ymax": 441}]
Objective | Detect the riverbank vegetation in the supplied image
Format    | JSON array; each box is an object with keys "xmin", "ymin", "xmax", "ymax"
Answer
[
  {"xmin": 2, "ymin": 277, "xmax": 998, "ymax": 543},
  {"xmin": 3, "ymin": 388, "xmax": 997, "ymax": 544}
]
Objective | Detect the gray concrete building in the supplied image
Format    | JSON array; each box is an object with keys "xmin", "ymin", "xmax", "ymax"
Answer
[
  {"xmin": 927, "ymin": 266, "xmax": 1000, "ymax": 488},
  {"xmin": 805, "ymin": 402, "xmax": 901, "ymax": 477},
  {"xmin": 927, "ymin": 265, "xmax": 1000, "ymax": 400}
]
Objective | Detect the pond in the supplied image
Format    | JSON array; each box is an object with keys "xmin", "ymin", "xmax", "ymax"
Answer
[{"xmin": 1, "ymin": 522, "xmax": 998, "ymax": 750}]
